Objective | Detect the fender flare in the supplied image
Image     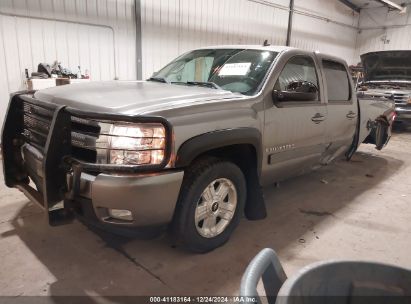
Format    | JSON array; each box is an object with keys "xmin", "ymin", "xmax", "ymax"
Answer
[{"xmin": 175, "ymin": 128, "xmax": 263, "ymax": 175}]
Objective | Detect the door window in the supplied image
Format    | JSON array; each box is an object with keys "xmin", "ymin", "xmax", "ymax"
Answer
[
  {"xmin": 274, "ymin": 56, "xmax": 320, "ymax": 102},
  {"xmin": 322, "ymin": 60, "xmax": 351, "ymax": 102}
]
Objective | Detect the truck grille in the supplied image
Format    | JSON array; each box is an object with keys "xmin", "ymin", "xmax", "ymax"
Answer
[
  {"xmin": 21, "ymin": 100, "xmax": 101, "ymax": 162},
  {"xmin": 22, "ymin": 102, "xmax": 55, "ymax": 151},
  {"xmin": 384, "ymin": 92, "xmax": 410, "ymax": 106}
]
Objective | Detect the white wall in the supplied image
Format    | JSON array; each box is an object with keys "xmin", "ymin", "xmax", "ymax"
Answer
[
  {"xmin": 292, "ymin": 0, "xmax": 359, "ymax": 64},
  {"xmin": 355, "ymin": 5, "xmax": 411, "ymax": 62},
  {"xmin": 0, "ymin": 0, "xmax": 361, "ymax": 128},
  {"xmin": 141, "ymin": 0, "xmax": 360, "ymax": 78},
  {"xmin": 140, "ymin": 0, "xmax": 289, "ymax": 78},
  {"xmin": 0, "ymin": 0, "xmax": 136, "ymax": 127}
]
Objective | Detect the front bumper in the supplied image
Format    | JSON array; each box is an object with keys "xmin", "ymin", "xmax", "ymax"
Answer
[
  {"xmin": 70, "ymin": 170, "xmax": 184, "ymax": 227},
  {"xmin": 1, "ymin": 92, "xmax": 183, "ymax": 232}
]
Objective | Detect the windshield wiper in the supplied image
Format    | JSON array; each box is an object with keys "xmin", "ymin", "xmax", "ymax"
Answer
[
  {"xmin": 148, "ymin": 76, "xmax": 170, "ymax": 84},
  {"xmin": 185, "ymin": 81, "xmax": 222, "ymax": 90}
]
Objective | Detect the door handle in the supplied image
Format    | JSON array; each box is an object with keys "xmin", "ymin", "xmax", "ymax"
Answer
[
  {"xmin": 346, "ymin": 111, "xmax": 357, "ymax": 120},
  {"xmin": 311, "ymin": 113, "xmax": 326, "ymax": 124}
]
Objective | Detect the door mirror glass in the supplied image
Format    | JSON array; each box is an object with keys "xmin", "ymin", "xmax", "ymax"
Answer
[{"xmin": 273, "ymin": 81, "xmax": 318, "ymax": 102}]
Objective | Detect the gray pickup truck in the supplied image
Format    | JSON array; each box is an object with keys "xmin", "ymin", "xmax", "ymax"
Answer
[
  {"xmin": 358, "ymin": 51, "xmax": 411, "ymax": 125},
  {"xmin": 2, "ymin": 45, "xmax": 395, "ymax": 252}
]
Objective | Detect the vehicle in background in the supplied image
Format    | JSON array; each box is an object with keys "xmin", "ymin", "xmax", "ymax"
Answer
[
  {"xmin": 349, "ymin": 63, "xmax": 364, "ymax": 89},
  {"xmin": 358, "ymin": 51, "xmax": 411, "ymax": 126},
  {"xmin": 2, "ymin": 45, "xmax": 395, "ymax": 253}
]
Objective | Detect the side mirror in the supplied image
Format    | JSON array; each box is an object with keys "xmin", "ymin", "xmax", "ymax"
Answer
[{"xmin": 272, "ymin": 81, "xmax": 318, "ymax": 102}]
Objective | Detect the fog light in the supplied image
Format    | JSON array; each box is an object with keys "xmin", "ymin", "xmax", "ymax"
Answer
[{"xmin": 109, "ymin": 209, "xmax": 133, "ymax": 221}]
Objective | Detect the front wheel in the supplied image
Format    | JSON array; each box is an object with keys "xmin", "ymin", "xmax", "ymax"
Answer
[{"xmin": 172, "ymin": 159, "xmax": 246, "ymax": 253}]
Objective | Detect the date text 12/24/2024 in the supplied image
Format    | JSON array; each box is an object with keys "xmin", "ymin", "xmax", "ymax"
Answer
[{"xmin": 149, "ymin": 296, "xmax": 257, "ymax": 303}]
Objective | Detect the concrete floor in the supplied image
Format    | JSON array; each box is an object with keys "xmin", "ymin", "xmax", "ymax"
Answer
[{"xmin": 1, "ymin": 130, "xmax": 411, "ymax": 297}]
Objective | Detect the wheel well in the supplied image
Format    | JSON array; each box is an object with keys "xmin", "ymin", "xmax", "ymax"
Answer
[
  {"xmin": 189, "ymin": 144, "xmax": 257, "ymax": 176},
  {"xmin": 186, "ymin": 144, "xmax": 267, "ymax": 221}
]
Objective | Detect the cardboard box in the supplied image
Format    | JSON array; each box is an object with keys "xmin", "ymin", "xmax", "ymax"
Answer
[
  {"xmin": 27, "ymin": 79, "xmax": 56, "ymax": 91},
  {"xmin": 56, "ymin": 78, "xmax": 91, "ymax": 86}
]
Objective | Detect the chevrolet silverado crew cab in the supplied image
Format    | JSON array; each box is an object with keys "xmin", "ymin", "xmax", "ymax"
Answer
[
  {"xmin": 2, "ymin": 45, "xmax": 395, "ymax": 252},
  {"xmin": 358, "ymin": 51, "xmax": 411, "ymax": 125}
]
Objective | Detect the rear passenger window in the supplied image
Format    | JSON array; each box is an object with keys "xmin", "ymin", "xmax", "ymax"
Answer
[{"xmin": 323, "ymin": 60, "xmax": 351, "ymax": 102}]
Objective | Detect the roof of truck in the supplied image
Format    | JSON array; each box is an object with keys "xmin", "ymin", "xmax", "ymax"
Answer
[
  {"xmin": 189, "ymin": 45, "xmax": 348, "ymax": 66},
  {"xmin": 186, "ymin": 45, "xmax": 348, "ymax": 66},
  {"xmin": 197, "ymin": 45, "xmax": 295, "ymax": 53}
]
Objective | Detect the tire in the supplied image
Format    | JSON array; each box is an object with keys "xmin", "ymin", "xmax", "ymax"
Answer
[{"xmin": 172, "ymin": 158, "xmax": 247, "ymax": 253}]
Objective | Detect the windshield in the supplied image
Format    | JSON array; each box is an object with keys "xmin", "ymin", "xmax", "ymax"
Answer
[{"xmin": 151, "ymin": 49, "xmax": 278, "ymax": 95}]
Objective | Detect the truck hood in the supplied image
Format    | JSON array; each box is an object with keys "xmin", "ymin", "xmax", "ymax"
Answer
[
  {"xmin": 361, "ymin": 51, "xmax": 411, "ymax": 83},
  {"xmin": 34, "ymin": 81, "xmax": 239, "ymax": 115}
]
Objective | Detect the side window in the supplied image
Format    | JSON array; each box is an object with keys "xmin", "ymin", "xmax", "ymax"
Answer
[
  {"xmin": 322, "ymin": 60, "xmax": 351, "ymax": 102},
  {"xmin": 274, "ymin": 56, "xmax": 320, "ymax": 102}
]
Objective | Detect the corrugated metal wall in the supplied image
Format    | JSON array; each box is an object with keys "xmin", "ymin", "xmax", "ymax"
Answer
[
  {"xmin": 356, "ymin": 7, "xmax": 411, "ymax": 61},
  {"xmin": 0, "ymin": 0, "xmax": 361, "ymax": 128},
  {"xmin": 140, "ymin": 0, "xmax": 359, "ymax": 79},
  {"xmin": 0, "ymin": 0, "xmax": 136, "ymax": 127},
  {"xmin": 140, "ymin": 0, "xmax": 289, "ymax": 77},
  {"xmin": 292, "ymin": 0, "xmax": 359, "ymax": 64}
]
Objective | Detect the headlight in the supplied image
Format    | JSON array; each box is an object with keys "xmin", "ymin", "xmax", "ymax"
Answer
[{"xmin": 95, "ymin": 123, "xmax": 167, "ymax": 166}]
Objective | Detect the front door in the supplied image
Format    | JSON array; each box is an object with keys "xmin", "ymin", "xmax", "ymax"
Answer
[{"xmin": 262, "ymin": 55, "xmax": 327, "ymax": 184}]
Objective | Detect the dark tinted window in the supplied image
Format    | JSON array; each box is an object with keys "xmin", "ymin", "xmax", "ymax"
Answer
[
  {"xmin": 323, "ymin": 60, "xmax": 351, "ymax": 102},
  {"xmin": 275, "ymin": 56, "xmax": 319, "ymax": 101}
]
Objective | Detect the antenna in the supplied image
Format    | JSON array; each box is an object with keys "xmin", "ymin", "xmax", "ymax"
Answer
[{"xmin": 263, "ymin": 40, "xmax": 270, "ymax": 47}]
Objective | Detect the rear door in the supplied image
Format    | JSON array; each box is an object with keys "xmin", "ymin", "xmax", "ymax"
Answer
[
  {"xmin": 320, "ymin": 59, "xmax": 357, "ymax": 160},
  {"xmin": 262, "ymin": 54, "xmax": 328, "ymax": 183}
]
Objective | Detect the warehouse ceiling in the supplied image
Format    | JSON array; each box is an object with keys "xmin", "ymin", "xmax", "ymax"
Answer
[{"xmin": 349, "ymin": 0, "xmax": 411, "ymax": 9}]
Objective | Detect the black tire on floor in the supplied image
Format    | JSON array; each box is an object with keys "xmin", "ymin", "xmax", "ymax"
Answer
[{"xmin": 172, "ymin": 157, "xmax": 247, "ymax": 253}]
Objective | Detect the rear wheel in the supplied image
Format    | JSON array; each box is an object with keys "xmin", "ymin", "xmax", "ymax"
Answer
[{"xmin": 172, "ymin": 158, "xmax": 246, "ymax": 253}]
